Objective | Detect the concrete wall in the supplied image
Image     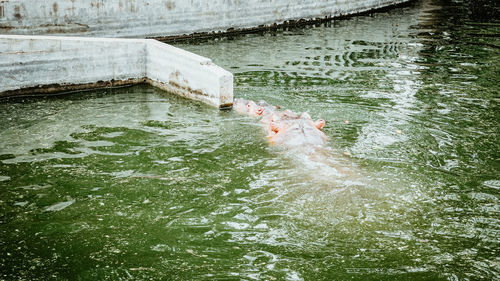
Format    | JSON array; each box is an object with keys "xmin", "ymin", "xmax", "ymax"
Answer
[
  {"xmin": 146, "ymin": 40, "xmax": 233, "ymax": 108},
  {"xmin": 0, "ymin": 35, "xmax": 233, "ymax": 108},
  {"xmin": 0, "ymin": 0, "xmax": 412, "ymax": 38}
]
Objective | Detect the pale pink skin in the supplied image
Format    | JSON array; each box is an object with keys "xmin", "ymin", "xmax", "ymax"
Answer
[
  {"xmin": 233, "ymin": 98, "xmax": 264, "ymax": 117},
  {"xmin": 232, "ymin": 98, "xmax": 248, "ymax": 114},
  {"xmin": 257, "ymin": 100, "xmax": 281, "ymax": 116},
  {"xmin": 267, "ymin": 121, "xmax": 327, "ymax": 146},
  {"xmin": 265, "ymin": 112, "xmax": 327, "ymax": 146},
  {"xmin": 315, "ymin": 119, "xmax": 326, "ymax": 130},
  {"xmin": 233, "ymin": 98, "xmax": 327, "ymax": 146},
  {"xmin": 261, "ymin": 109, "xmax": 296, "ymax": 125}
]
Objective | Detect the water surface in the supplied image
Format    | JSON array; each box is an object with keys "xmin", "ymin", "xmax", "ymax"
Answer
[{"xmin": 1, "ymin": 0, "xmax": 499, "ymax": 280}]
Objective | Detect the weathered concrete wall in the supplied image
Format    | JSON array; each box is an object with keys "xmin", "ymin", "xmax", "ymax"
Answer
[
  {"xmin": 0, "ymin": 0, "xmax": 412, "ymax": 38},
  {"xmin": 146, "ymin": 41, "xmax": 233, "ymax": 108},
  {"xmin": 0, "ymin": 35, "xmax": 233, "ymax": 108}
]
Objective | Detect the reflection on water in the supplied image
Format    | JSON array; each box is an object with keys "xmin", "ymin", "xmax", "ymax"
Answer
[{"xmin": 1, "ymin": 0, "xmax": 499, "ymax": 280}]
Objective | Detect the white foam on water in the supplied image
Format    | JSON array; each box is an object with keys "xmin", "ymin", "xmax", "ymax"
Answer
[
  {"xmin": 0, "ymin": 176, "xmax": 10, "ymax": 182},
  {"xmin": 44, "ymin": 199, "xmax": 76, "ymax": 212}
]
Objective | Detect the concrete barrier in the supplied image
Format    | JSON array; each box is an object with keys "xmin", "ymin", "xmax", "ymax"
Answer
[
  {"xmin": 0, "ymin": 35, "xmax": 233, "ymax": 108},
  {"xmin": 0, "ymin": 0, "xmax": 412, "ymax": 38}
]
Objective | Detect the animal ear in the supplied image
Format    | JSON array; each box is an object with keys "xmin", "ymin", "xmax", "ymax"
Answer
[{"xmin": 315, "ymin": 119, "xmax": 326, "ymax": 130}]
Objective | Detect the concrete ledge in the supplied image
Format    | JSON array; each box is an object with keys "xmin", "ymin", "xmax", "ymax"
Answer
[
  {"xmin": 0, "ymin": 35, "xmax": 233, "ymax": 108},
  {"xmin": 0, "ymin": 0, "xmax": 413, "ymax": 38},
  {"xmin": 146, "ymin": 40, "xmax": 233, "ymax": 108}
]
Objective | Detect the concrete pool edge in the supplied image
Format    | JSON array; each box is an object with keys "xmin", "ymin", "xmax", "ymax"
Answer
[
  {"xmin": 157, "ymin": 0, "xmax": 416, "ymax": 43},
  {"xmin": 0, "ymin": 0, "xmax": 414, "ymax": 38},
  {"xmin": 0, "ymin": 35, "xmax": 233, "ymax": 109}
]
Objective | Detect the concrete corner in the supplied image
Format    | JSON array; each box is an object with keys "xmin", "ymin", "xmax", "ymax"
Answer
[{"xmin": 0, "ymin": 35, "xmax": 233, "ymax": 109}]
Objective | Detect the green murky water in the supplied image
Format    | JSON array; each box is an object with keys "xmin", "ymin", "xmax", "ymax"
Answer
[{"xmin": 1, "ymin": 0, "xmax": 499, "ymax": 280}]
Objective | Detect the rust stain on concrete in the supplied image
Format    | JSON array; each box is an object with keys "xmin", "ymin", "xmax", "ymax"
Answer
[
  {"xmin": 1, "ymin": 77, "xmax": 229, "ymax": 109},
  {"xmin": 13, "ymin": 5, "xmax": 21, "ymax": 20},
  {"xmin": 130, "ymin": 1, "xmax": 136, "ymax": 13},
  {"xmin": 165, "ymin": 0, "xmax": 175, "ymax": 10},
  {"xmin": 0, "ymin": 78, "xmax": 146, "ymax": 99}
]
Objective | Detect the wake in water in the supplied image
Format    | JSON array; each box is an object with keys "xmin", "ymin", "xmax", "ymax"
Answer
[{"xmin": 233, "ymin": 98, "xmax": 363, "ymax": 185}]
